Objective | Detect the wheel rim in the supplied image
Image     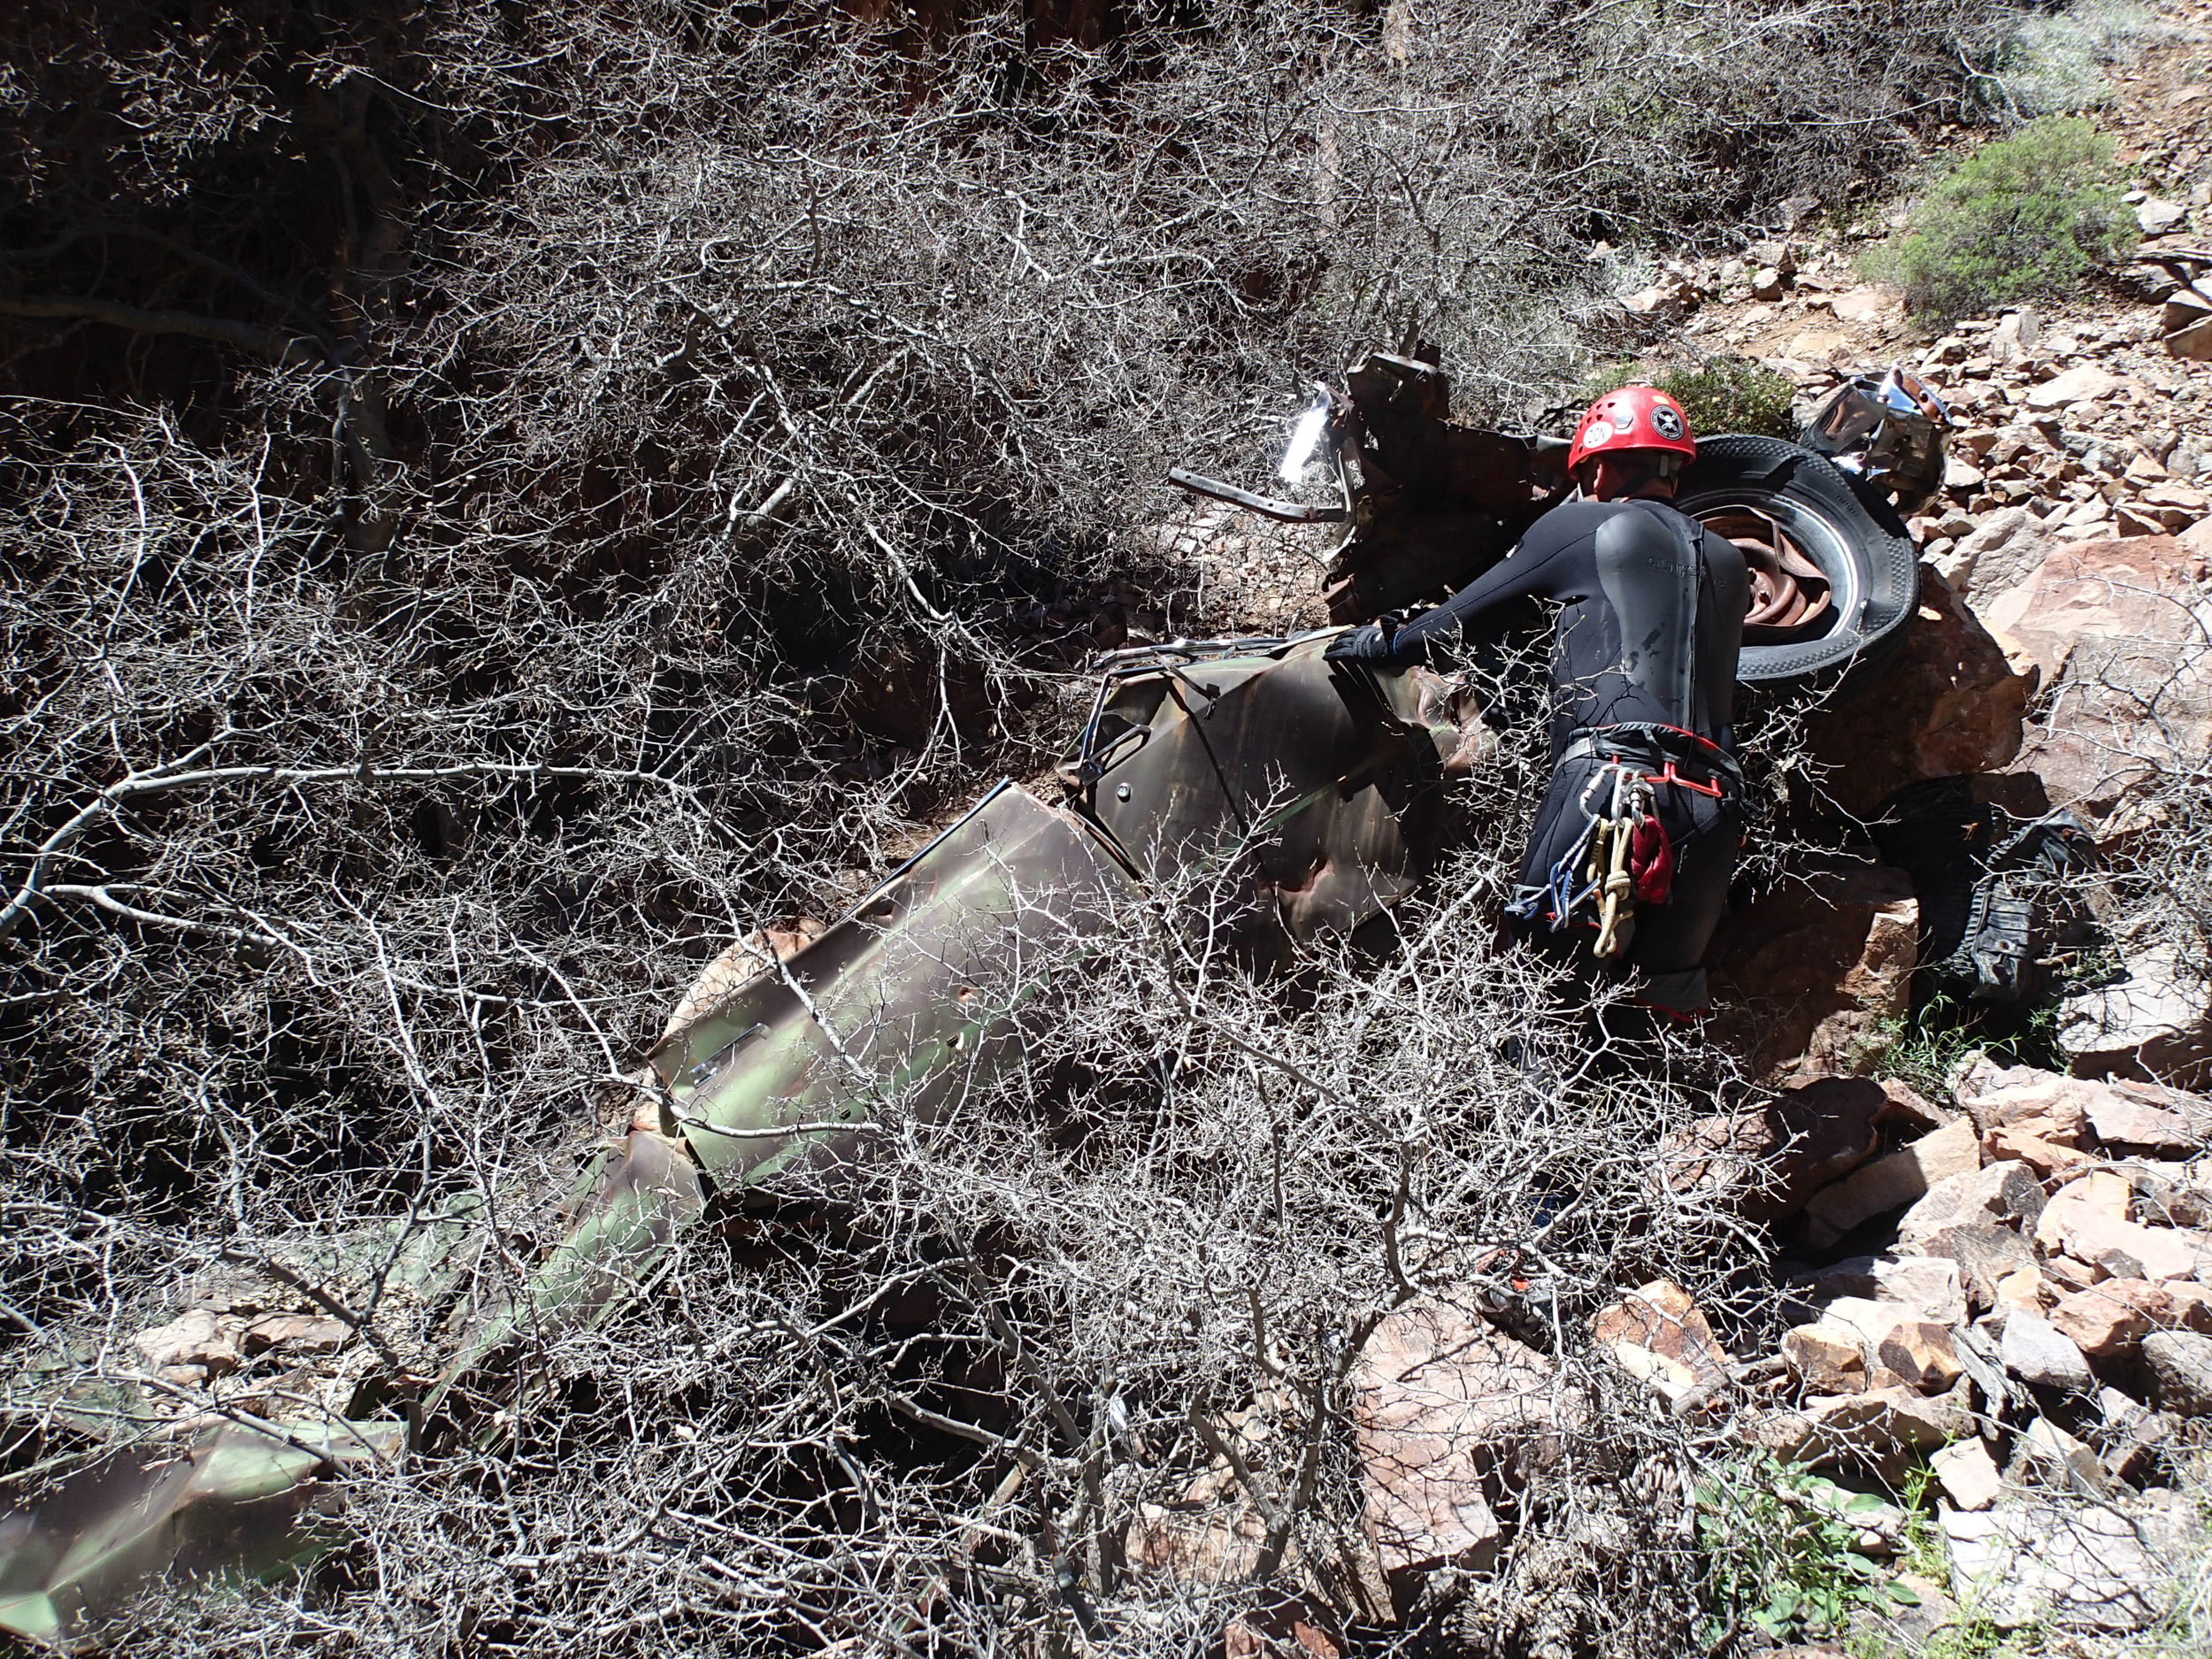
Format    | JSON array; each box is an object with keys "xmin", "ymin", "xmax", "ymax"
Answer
[{"xmin": 1678, "ymin": 489, "xmax": 1869, "ymax": 647}]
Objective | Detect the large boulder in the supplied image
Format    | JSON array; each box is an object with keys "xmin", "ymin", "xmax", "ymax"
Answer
[
  {"xmin": 2056, "ymin": 944, "xmax": 2212, "ymax": 1089},
  {"xmin": 1707, "ymin": 866, "xmax": 1918, "ymax": 1081},
  {"xmin": 1350, "ymin": 1296, "xmax": 1557, "ymax": 1581},
  {"xmin": 1932, "ymin": 503, "xmax": 2056, "ymax": 612},
  {"xmin": 1804, "ymin": 566, "xmax": 2032, "ymax": 817},
  {"xmin": 1978, "ymin": 534, "xmax": 2212, "ymax": 823}
]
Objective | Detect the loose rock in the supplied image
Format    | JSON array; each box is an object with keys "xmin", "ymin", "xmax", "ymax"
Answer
[
  {"xmin": 1894, "ymin": 1159, "xmax": 2044, "ymax": 1256},
  {"xmin": 1997, "ymin": 1309, "xmax": 2095, "ymax": 1394},
  {"xmin": 2049, "ymin": 1279, "xmax": 2175, "ymax": 1361},
  {"xmin": 2140, "ymin": 1329, "xmax": 2212, "ymax": 1415},
  {"xmin": 1590, "ymin": 1279, "xmax": 1729, "ymax": 1407},
  {"xmin": 1942, "ymin": 1502, "xmax": 2163, "ymax": 1632},
  {"xmin": 1932, "ymin": 1436, "xmax": 2004, "ymax": 1511},
  {"xmin": 1352, "ymin": 1297, "xmax": 1555, "ymax": 1578},
  {"xmin": 1800, "ymin": 1118, "xmax": 1980, "ymax": 1252}
]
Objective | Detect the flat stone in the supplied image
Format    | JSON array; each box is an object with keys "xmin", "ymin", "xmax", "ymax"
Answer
[
  {"xmin": 2170, "ymin": 314, "xmax": 2212, "ymax": 360},
  {"xmin": 1831, "ymin": 286, "xmax": 1896, "ymax": 322},
  {"xmin": 1932, "ymin": 1436, "xmax": 2004, "ymax": 1511},
  {"xmin": 2082, "ymin": 1085, "xmax": 2207, "ymax": 1155},
  {"xmin": 2141, "ymin": 1329, "xmax": 2212, "ymax": 1415},
  {"xmin": 241, "ymin": 1312, "xmax": 350, "ymax": 1356},
  {"xmin": 1998, "ymin": 1309, "xmax": 2095, "ymax": 1393},
  {"xmin": 1981, "ymin": 535, "xmax": 2212, "ymax": 829},
  {"xmin": 132, "ymin": 1309, "xmax": 244, "ymax": 1375},
  {"xmin": 1956, "ymin": 1063, "xmax": 2092, "ymax": 1145},
  {"xmin": 2138, "ymin": 197, "xmax": 2190, "ymax": 234},
  {"xmin": 1983, "ymin": 1125, "xmax": 2089, "ymax": 1178},
  {"xmin": 1993, "ymin": 1266, "xmax": 2048, "ymax": 1315},
  {"xmin": 1895, "ymin": 1159, "xmax": 2045, "ymax": 1255},
  {"xmin": 2049, "ymin": 1279, "xmax": 2173, "ymax": 1360},
  {"xmin": 1801, "ymin": 1119, "xmax": 1981, "ymax": 1251},
  {"xmin": 2035, "ymin": 1193, "xmax": 2210, "ymax": 1283},
  {"xmin": 1942, "ymin": 1502, "xmax": 2162, "ymax": 1631},
  {"xmin": 2058, "ymin": 945, "xmax": 2212, "ymax": 1085},
  {"xmin": 2024, "ymin": 363, "xmax": 2123, "ymax": 410},
  {"xmin": 1941, "ymin": 504, "xmax": 2056, "ymax": 612},
  {"xmin": 1351, "ymin": 1296, "xmax": 1555, "ymax": 1577},
  {"xmin": 1793, "ymin": 1254, "xmax": 1967, "ymax": 1326}
]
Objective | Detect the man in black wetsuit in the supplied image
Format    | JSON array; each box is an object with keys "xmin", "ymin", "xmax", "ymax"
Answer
[{"xmin": 1327, "ymin": 385, "xmax": 1748, "ymax": 1019}]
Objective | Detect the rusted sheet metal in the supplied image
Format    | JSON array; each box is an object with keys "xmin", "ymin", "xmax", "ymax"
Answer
[
  {"xmin": 0, "ymin": 1419, "xmax": 402, "ymax": 1641},
  {"xmin": 1072, "ymin": 636, "xmax": 1452, "ymax": 972},
  {"xmin": 647, "ymin": 781, "xmax": 1141, "ymax": 1188}
]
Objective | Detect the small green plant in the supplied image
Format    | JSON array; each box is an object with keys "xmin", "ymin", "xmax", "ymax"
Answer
[
  {"xmin": 1697, "ymin": 1452, "xmax": 1921, "ymax": 1644},
  {"xmin": 1584, "ymin": 357, "xmax": 1798, "ymax": 440},
  {"xmin": 1898, "ymin": 1458, "xmax": 1948, "ymax": 1584},
  {"xmin": 1874, "ymin": 117, "xmax": 2135, "ymax": 326}
]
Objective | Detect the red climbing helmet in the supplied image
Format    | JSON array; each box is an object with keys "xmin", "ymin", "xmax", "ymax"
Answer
[{"xmin": 1566, "ymin": 385, "xmax": 1699, "ymax": 477}]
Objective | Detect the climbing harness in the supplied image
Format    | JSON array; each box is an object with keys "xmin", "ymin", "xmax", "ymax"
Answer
[{"xmin": 1506, "ymin": 724, "xmax": 1740, "ymax": 961}]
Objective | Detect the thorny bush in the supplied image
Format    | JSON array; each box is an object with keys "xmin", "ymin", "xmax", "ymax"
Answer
[{"xmin": 4, "ymin": 0, "xmax": 2031, "ymax": 1648}]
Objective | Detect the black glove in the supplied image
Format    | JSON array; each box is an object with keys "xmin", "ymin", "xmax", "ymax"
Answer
[{"xmin": 1324, "ymin": 618, "xmax": 1399, "ymax": 665}]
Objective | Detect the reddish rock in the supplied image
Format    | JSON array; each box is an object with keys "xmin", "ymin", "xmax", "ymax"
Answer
[
  {"xmin": 2081, "ymin": 1080, "xmax": 2209, "ymax": 1155},
  {"xmin": 1351, "ymin": 1297, "xmax": 1556, "ymax": 1578},
  {"xmin": 2036, "ymin": 1186, "xmax": 2211, "ymax": 1282},
  {"xmin": 1659, "ymin": 1077, "xmax": 1887, "ymax": 1224},
  {"xmin": 1804, "ymin": 567, "xmax": 2031, "ymax": 817},
  {"xmin": 1750, "ymin": 1385, "xmax": 1972, "ymax": 1477},
  {"xmin": 1819, "ymin": 1296, "xmax": 1965, "ymax": 1392},
  {"xmin": 1801, "ymin": 1118, "xmax": 1980, "ymax": 1251},
  {"xmin": 1984, "ymin": 1125, "xmax": 2090, "ymax": 1178},
  {"xmin": 1920, "ymin": 1223, "xmax": 2039, "ymax": 1314},
  {"xmin": 1591, "ymin": 1279, "xmax": 1729, "ymax": 1406},
  {"xmin": 132, "ymin": 1310, "xmax": 243, "ymax": 1375},
  {"xmin": 2049, "ymin": 1279, "xmax": 2173, "ymax": 1360},
  {"xmin": 1793, "ymin": 1254, "xmax": 1968, "ymax": 1326},
  {"xmin": 1979, "ymin": 534, "xmax": 2212, "ymax": 821},
  {"xmin": 1782, "ymin": 1321, "xmax": 1870, "ymax": 1393},
  {"xmin": 1957, "ymin": 1063, "xmax": 2093, "ymax": 1147},
  {"xmin": 1894, "ymin": 1158, "xmax": 2045, "ymax": 1255},
  {"xmin": 241, "ymin": 1313, "xmax": 349, "ymax": 1356},
  {"xmin": 1708, "ymin": 867, "xmax": 1918, "ymax": 1082}
]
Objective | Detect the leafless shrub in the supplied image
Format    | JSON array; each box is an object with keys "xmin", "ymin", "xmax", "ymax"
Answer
[{"xmin": 6, "ymin": 0, "xmax": 2025, "ymax": 1647}]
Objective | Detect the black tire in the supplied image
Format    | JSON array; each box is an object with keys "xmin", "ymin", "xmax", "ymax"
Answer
[{"xmin": 1677, "ymin": 434, "xmax": 1919, "ymax": 690}]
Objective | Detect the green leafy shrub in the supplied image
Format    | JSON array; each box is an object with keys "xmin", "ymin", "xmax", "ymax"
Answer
[
  {"xmin": 1879, "ymin": 117, "xmax": 2135, "ymax": 325},
  {"xmin": 1698, "ymin": 1452, "xmax": 1921, "ymax": 1643},
  {"xmin": 1585, "ymin": 357, "xmax": 1799, "ymax": 439}
]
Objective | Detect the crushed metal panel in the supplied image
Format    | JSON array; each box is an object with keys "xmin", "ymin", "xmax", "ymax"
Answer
[
  {"xmin": 0, "ymin": 1419, "xmax": 402, "ymax": 1643},
  {"xmin": 649, "ymin": 782, "xmax": 1141, "ymax": 1189},
  {"xmin": 1079, "ymin": 640, "xmax": 1448, "ymax": 972}
]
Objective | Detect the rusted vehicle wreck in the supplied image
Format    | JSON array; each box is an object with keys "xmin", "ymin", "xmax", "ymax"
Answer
[{"xmin": 0, "ymin": 353, "xmax": 1937, "ymax": 1642}]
